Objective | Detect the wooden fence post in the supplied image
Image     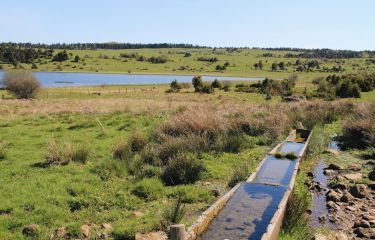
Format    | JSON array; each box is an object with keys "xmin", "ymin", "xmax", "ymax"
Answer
[{"xmin": 169, "ymin": 224, "xmax": 185, "ymax": 240}]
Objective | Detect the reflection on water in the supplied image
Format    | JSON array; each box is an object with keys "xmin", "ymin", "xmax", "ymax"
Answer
[
  {"xmin": 279, "ymin": 141, "xmax": 305, "ymax": 156},
  {"xmin": 254, "ymin": 155, "xmax": 297, "ymax": 186},
  {"xmin": 199, "ymin": 183, "xmax": 287, "ymax": 240}
]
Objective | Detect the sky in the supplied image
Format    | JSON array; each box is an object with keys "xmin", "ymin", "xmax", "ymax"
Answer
[{"xmin": 0, "ymin": 0, "xmax": 374, "ymax": 50}]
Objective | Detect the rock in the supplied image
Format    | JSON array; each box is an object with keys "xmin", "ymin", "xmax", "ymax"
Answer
[
  {"xmin": 369, "ymin": 170, "xmax": 375, "ymax": 181},
  {"xmin": 331, "ymin": 183, "xmax": 346, "ymax": 190},
  {"xmin": 53, "ymin": 227, "xmax": 66, "ymax": 238},
  {"xmin": 326, "ymin": 163, "xmax": 342, "ymax": 171},
  {"xmin": 369, "ymin": 219, "xmax": 375, "ymax": 228},
  {"xmin": 314, "ymin": 233, "xmax": 327, "ymax": 240},
  {"xmin": 326, "ymin": 189, "xmax": 342, "ymax": 202},
  {"xmin": 368, "ymin": 181, "xmax": 375, "ymax": 190},
  {"xmin": 101, "ymin": 223, "xmax": 112, "ymax": 230},
  {"xmin": 80, "ymin": 224, "xmax": 90, "ymax": 237},
  {"xmin": 327, "ymin": 201, "xmax": 339, "ymax": 211},
  {"xmin": 335, "ymin": 232, "xmax": 348, "ymax": 240},
  {"xmin": 354, "ymin": 220, "xmax": 371, "ymax": 228},
  {"xmin": 22, "ymin": 224, "xmax": 39, "ymax": 237},
  {"xmin": 318, "ymin": 215, "xmax": 326, "ymax": 223},
  {"xmin": 132, "ymin": 211, "xmax": 144, "ymax": 218},
  {"xmin": 202, "ymin": 181, "xmax": 211, "ymax": 186},
  {"xmin": 348, "ymin": 163, "xmax": 361, "ymax": 171},
  {"xmin": 340, "ymin": 191, "xmax": 354, "ymax": 202},
  {"xmin": 306, "ymin": 208, "xmax": 312, "ymax": 214},
  {"xmin": 345, "ymin": 206, "xmax": 356, "ymax": 212},
  {"xmin": 350, "ymin": 184, "xmax": 369, "ymax": 198},
  {"xmin": 354, "ymin": 227, "xmax": 375, "ymax": 239},
  {"xmin": 324, "ymin": 169, "xmax": 335, "ymax": 175},
  {"xmin": 307, "ymin": 171, "xmax": 314, "ymax": 178},
  {"xmin": 343, "ymin": 173, "xmax": 362, "ymax": 181}
]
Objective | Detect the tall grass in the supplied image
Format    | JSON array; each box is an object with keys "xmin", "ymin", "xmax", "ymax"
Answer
[
  {"xmin": 280, "ymin": 172, "xmax": 312, "ymax": 240},
  {"xmin": 45, "ymin": 139, "xmax": 73, "ymax": 166},
  {"xmin": 339, "ymin": 102, "xmax": 375, "ymax": 149}
]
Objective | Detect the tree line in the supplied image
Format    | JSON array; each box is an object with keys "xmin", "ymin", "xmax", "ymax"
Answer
[
  {"xmin": 0, "ymin": 42, "xmax": 204, "ymax": 50},
  {"xmin": 260, "ymin": 48, "xmax": 375, "ymax": 59}
]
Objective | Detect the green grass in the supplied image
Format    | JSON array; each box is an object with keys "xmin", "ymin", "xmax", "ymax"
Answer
[
  {"xmin": 2, "ymin": 48, "xmax": 374, "ymax": 84},
  {"xmin": 0, "ymin": 111, "xmax": 267, "ymax": 239}
]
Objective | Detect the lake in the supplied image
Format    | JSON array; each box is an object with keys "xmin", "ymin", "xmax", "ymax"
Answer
[{"xmin": 0, "ymin": 71, "xmax": 263, "ymax": 88}]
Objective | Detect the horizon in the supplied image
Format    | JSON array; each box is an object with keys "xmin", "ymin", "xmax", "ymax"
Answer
[{"xmin": 1, "ymin": 0, "xmax": 374, "ymax": 51}]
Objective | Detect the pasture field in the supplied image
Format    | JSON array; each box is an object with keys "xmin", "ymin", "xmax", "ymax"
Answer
[
  {"xmin": 1, "ymin": 58, "xmax": 375, "ymax": 239},
  {"xmin": 2, "ymin": 48, "xmax": 375, "ymax": 83}
]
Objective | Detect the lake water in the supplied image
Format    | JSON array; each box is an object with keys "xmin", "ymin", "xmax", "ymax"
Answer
[{"xmin": 0, "ymin": 71, "xmax": 263, "ymax": 88}]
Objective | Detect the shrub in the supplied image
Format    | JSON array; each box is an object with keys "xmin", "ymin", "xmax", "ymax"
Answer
[
  {"xmin": 340, "ymin": 105, "xmax": 375, "ymax": 149},
  {"xmin": 227, "ymin": 164, "xmax": 249, "ymax": 188},
  {"xmin": 131, "ymin": 178, "xmax": 164, "ymax": 201},
  {"xmin": 192, "ymin": 76, "xmax": 203, "ymax": 92},
  {"xmin": 4, "ymin": 70, "xmax": 41, "ymax": 99},
  {"xmin": 161, "ymin": 153, "xmax": 204, "ymax": 186},
  {"xmin": 169, "ymin": 80, "xmax": 182, "ymax": 92},
  {"xmin": 72, "ymin": 144, "xmax": 90, "ymax": 164},
  {"xmin": 222, "ymin": 81, "xmax": 231, "ymax": 91},
  {"xmin": 211, "ymin": 79, "xmax": 222, "ymax": 88},
  {"xmin": 215, "ymin": 134, "xmax": 245, "ymax": 153},
  {"xmin": 45, "ymin": 139, "xmax": 73, "ymax": 166},
  {"xmin": 112, "ymin": 142, "xmax": 131, "ymax": 160},
  {"xmin": 0, "ymin": 141, "xmax": 7, "ymax": 160},
  {"xmin": 201, "ymin": 84, "xmax": 214, "ymax": 94},
  {"xmin": 127, "ymin": 131, "xmax": 147, "ymax": 153},
  {"xmin": 140, "ymin": 144, "xmax": 161, "ymax": 165}
]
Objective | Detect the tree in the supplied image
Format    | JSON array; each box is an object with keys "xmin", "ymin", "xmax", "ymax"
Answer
[
  {"xmin": 278, "ymin": 62, "xmax": 286, "ymax": 70},
  {"xmin": 4, "ymin": 71, "xmax": 41, "ymax": 99},
  {"xmin": 271, "ymin": 63, "xmax": 277, "ymax": 71},
  {"xmin": 73, "ymin": 55, "xmax": 80, "ymax": 62},
  {"xmin": 253, "ymin": 63, "xmax": 259, "ymax": 70},
  {"xmin": 52, "ymin": 50, "xmax": 69, "ymax": 62},
  {"xmin": 258, "ymin": 60, "xmax": 264, "ymax": 70},
  {"xmin": 192, "ymin": 76, "xmax": 203, "ymax": 92}
]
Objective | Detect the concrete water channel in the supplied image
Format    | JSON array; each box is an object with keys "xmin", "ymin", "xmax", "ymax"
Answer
[{"xmin": 180, "ymin": 129, "xmax": 312, "ymax": 240}]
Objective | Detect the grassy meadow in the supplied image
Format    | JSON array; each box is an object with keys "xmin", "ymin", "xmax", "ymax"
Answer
[
  {"xmin": 2, "ymin": 48, "xmax": 375, "ymax": 83},
  {"xmin": 1, "ymin": 48, "xmax": 375, "ymax": 239}
]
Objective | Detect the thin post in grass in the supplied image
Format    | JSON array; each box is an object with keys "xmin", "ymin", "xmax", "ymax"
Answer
[{"xmin": 169, "ymin": 224, "xmax": 185, "ymax": 240}]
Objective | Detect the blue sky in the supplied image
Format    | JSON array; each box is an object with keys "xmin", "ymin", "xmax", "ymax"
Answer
[{"xmin": 0, "ymin": 0, "xmax": 374, "ymax": 50}]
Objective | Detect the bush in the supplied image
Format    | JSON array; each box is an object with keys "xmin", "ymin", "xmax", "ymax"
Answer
[
  {"xmin": 227, "ymin": 164, "xmax": 249, "ymax": 188},
  {"xmin": 169, "ymin": 80, "xmax": 183, "ymax": 93},
  {"xmin": 140, "ymin": 144, "xmax": 161, "ymax": 165},
  {"xmin": 4, "ymin": 70, "xmax": 41, "ymax": 99},
  {"xmin": 45, "ymin": 139, "xmax": 73, "ymax": 166},
  {"xmin": 72, "ymin": 144, "xmax": 90, "ymax": 164},
  {"xmin": 211, "ymin": 79, "xmax": 222, "ymax": 88},
  {"xmin": 131, "ymin": 178, "xmax": 164, "ymax": 201},
  {"xmin": 201, "ymin": 84, "xmax": 214, "ymax": 94},
  {"xmin": 161, "ymin": 153, "xmax": 204, "ymax": 186},
  {"xmin": 192, "ymin": 76, "xmax": 203, "ymax": 92},
  {"xmin": 0, "ymin": 141, "xmax": 7, "ymax": 160},
  {"xmin": 127, "ymin": 131, "xmax": 147, "ymax": 153},
  {"xmin": 112, "ymin": 142, "xmax": 131, "ymax": 160},
  {"xmin": 340, "ymin": 107, "xmax": 375, "ymax": 149}
]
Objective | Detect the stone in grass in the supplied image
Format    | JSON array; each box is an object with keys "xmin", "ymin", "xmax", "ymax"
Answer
[
  {"xmin": 343, "ymin": 173, "xmax": 362, "ymax": 181},
  {"xmin": 80, "ymin": 224, "xmax": 90, "ymax": 238},
  {"xmin": 350, "ymin": 184, "xmax": 369, "ymax": 199},
  {"xmin": 326, "ymin": 163, "xmax": 342, "ymax": 171},
  {"xmin": 22, "ymin": 224, "xmax": 39, "ymax": 237}
]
